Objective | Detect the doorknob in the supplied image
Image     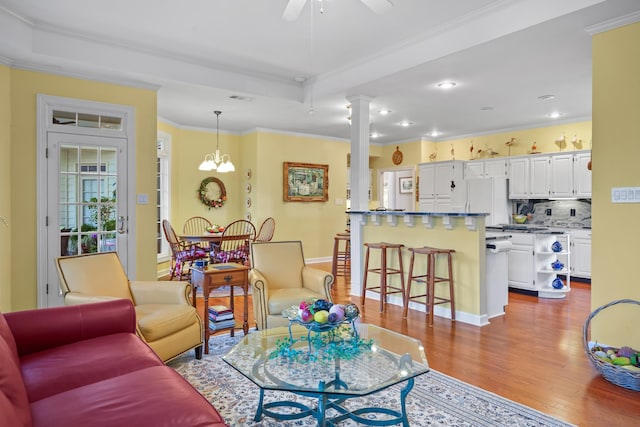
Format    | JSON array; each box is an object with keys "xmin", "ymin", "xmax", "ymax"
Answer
[{"xmin": 117, "ymin": 216, "xmax": 127, "ymax": 234}]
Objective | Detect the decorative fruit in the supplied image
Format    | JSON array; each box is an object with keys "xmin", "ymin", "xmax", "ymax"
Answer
[
  {"xmin": 329, "ymin": 304, "xmax": 345, "ymax": 322},
  {"xmin": 300, "ymin": 309, "xmax": 313, "ymax": 323},
  {"xmin": 313, "ymin": 310, "xmax": 329, "ymax": 324},
  {"xmin": 328, "ymin": 313, "xmax": 338, "ymax": 323},
  {"xmin": 343, "ymin": 304, "xmax": 360, "ymax": 320},
  {"xmin": 312, "ymin": 299, "xmax": 332, "ymax": 312}
]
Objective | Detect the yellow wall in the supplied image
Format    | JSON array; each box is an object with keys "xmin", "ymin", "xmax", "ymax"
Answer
[
  {"xmin": 251, "ymin": 131, "xmax": 349, "ymax": 258},
  {"xmin": 0, "ymin": 65, "xmax": 11, "ymax": 312},
  {"xmin": 9, "ymin": 69, "xmax": 157, "ymax": 310},
  {"xmin": 591, "ymin": 22, "xmax": 640, "ymax": 348},
  {"xmin": 433, "ymin": 122, "xmax": 592, "ymax": 161}
]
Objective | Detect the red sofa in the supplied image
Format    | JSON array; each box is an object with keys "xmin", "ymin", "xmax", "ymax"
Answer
[{"xmin": 0, "ymin": 299, "xmax": 228, "ymax": 427}]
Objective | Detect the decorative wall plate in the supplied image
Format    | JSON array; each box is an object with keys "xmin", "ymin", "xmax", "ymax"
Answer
[
  {"xmin": 245, "ymin": 197, "xmax": 252, "ymax": 208},
  {"xmin": 245, "ymin": 168, "xmax": 252, "ymax": 179},
  {"xmin": 245, "ymin": 183, "xmax": 252, "ymax": 194}
]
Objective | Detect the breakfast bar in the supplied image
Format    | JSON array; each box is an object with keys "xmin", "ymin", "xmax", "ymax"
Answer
[{"xmin": 349, "ymin": 210, "xmax": 493, "ymax": 326}]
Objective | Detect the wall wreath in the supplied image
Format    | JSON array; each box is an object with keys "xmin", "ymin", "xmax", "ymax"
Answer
[{"xmin": 197, "ymin": 177, "xmax": 227, "ymax": 209}]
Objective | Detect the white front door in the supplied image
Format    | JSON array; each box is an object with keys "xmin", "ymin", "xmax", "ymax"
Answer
[{"xmin": 44, "ymin": 132, "xmax": 129, "ymax": 307}]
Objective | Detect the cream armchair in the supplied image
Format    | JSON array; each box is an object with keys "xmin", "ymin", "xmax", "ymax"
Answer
[
  {"xmin": 250, "ymin": 241, "xmax": 334, "ymax": 330},
  {"xmin": 56, "ymin": 252, "xmax": 203, "ymax": 362}
]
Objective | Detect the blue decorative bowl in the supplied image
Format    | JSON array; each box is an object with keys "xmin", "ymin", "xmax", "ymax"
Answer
[
  {"xmin": 552, "ymin": 278, "xmax": 564, "ymax": 289},
  {"xmin": 551, "ymin": 260, "xmax": 564, "ymax": 271},
  {"xmin": 551, "ymin": 241, "xmax": 563, "ymax": 252}
]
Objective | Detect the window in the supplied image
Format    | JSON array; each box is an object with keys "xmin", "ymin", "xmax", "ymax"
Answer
[{"xmin": 157, "ymin": 132, "xmax": 171, "ymax": 261}]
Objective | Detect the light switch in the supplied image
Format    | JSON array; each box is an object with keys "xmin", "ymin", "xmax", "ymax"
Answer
[
  {"xmin": 137, "ymin": 193, "xmax": 149, "ymax": 204},
  {"xmin": 611, "ymin": 187, "xmax": 640, "ymax": 203}
]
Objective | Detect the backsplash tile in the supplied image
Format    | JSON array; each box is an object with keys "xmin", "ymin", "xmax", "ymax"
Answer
[{"xmin": 514, "ymin": 199, "xmax": 591, "ymax": 228}]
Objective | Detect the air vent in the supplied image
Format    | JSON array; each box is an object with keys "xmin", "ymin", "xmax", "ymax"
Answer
[{"xmin": 229, "ymin": 95, "xmax": 253, "ymax": 101}]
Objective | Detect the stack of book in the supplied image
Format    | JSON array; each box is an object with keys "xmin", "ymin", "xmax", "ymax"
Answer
[{"xmin": 208, "ymin": 305, "xmax": 235, "ymax": 332}]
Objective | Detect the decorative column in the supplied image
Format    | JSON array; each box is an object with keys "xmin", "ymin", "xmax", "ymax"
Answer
[{"xmin": 346, "ymin": 94, "xmax": 373, "ymax": 297}]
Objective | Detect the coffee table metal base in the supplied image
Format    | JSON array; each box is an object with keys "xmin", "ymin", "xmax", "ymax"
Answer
[{"xmin": 254, "ymin": 378, "xmax": 414, "ymax": 427}]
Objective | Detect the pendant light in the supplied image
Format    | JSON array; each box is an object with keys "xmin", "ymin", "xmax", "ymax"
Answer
[{"xmin": 198, "ymin": 111, "xmax": 235, "ymax": 173}]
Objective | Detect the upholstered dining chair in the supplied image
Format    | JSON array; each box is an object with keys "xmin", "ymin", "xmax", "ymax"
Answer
[
  {"xmin": 162, "ymin": 219, "xmax": 208, "ymax": 280},
  {"xmin": 182, "ymin": 216, "xmax": 213, "ymax": 249},
  {"xmin": 249, "ymin": 240, "xmax": 334, "ymax": 330},
  {"xmin": 56, "ymin": 251, "xmax": 203, "ymax": 362},
  {"xmin": 254, "ymin": 217, "xmax": 276, "ymax": 242},
  {"xmin": 210, "ymin": 219, "xmax": 256, "ymax": 265}
]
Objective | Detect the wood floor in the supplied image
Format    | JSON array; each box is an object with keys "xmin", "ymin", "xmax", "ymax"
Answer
[{"xmin": 198, "ymin": 262, "xmax": 640, "ymax": 427}]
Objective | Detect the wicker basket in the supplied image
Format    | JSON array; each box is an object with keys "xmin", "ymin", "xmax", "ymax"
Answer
[{"xmin": 583, "ymin": 299, "xmax": 640, "ymax": 391}]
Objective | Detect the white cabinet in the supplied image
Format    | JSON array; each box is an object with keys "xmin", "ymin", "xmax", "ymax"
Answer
[
  {"xmin": 529, "ymin": 155, "xmax": 550, "ymax": 198},
  {"xmin": 464, "ymin": 161, "xmax": 484, "ymax": 179},
  {"xmin": 464, "ymin": 158, "xmax": 507, "ymax": 179},
  {"xmin": 508, "ymin": 233, "xmax": 535, "ymax": 290},
  {"xmin": 535, "ymin": 233, "xmax": 571, "ymax": 298},
  {"xmin": 573, "ymin": 152, "xmax": 592, "ymax": 198},
  {"xmin": 570, "ymin": 229, "xmax": 591, "ymax": 279},
  {"xmin": 549, "ymin": 154, "xmax": 574, "ymax": 198},
  {"xmin": 508, "ymin": 157, "xmax": 529, "ymax": 199},
  {"xmin": 507, "ymin": 232, "xmax": 571, "ymax": 298},
  {"xmin": 418, "ymin": 161, "xmax": 464, "ymax": 212}
]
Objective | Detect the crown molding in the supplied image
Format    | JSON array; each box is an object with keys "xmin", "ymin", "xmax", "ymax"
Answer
[{"xmin": 585, "ymin": 10, "xmax": 640, "ymax": 35}]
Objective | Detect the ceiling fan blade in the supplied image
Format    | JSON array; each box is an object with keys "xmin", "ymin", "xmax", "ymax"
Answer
[
  {"xmin": 282, "ymin": 0, "xmax": 308, "ymax": 21},
  {"xmin": 360, "ymin": 0, "xmax": 393, "ymax": 15}
]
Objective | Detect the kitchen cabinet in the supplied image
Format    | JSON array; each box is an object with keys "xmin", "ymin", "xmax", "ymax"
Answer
[
  {"xmin": 508, "ymin": 157, "xmax": 529, "ymax": 199},
  {"xmin": 418, "ymin": 161, "xmax": 464, "ymax": 212},
  {"xmin": 573, "ymin": 152, "xmax": 592, "ymax": 198},
  {"xmin": 549, "ymin": 154, "xmax": 574, "ymax": 198},
  {"xmin": 507, "ymin": 231, "xmax": 571, "ymax": 298},
  {"xmin": 508, "ymin": 155, "xmax": 549, "ymax": 199},
  {"xmin": 464, "ymin": 158, "xmax": 507, "ymax": 179},
  {"xmin": 507, "ymin": 233, "xmax": 535, "ymax": 290},
  {"xmin": 529, "ymin": 155, "xmax": 550, "ymax": 198},
  {"xmin": 570, "ymin": 229, "xmax": 591, "ymax": 279}
]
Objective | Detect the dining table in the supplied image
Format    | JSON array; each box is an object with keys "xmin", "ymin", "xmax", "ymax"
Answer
[{"xmin": 179, "ymin": 232, "xmax": 223, "ymax": 246}]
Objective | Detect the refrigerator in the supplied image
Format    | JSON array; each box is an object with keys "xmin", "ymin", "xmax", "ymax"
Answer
[{"xmin": 464, "ymin": 178, "xmax": 510, "ymax": 226}]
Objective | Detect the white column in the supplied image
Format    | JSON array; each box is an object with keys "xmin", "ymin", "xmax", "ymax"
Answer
[{"xmin": 346, "ymin": 94, "xmax": 372, "ymax": 298}]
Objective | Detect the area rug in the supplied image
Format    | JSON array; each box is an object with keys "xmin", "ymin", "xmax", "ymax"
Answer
[{"xmin": 168, "ymin": 335, "xmax": 575, "ymax": 427}]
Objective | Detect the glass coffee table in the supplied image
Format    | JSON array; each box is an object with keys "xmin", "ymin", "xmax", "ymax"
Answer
[{"xmin": 222, "ymin": 323, "xmax": 429, "ymax": 426}]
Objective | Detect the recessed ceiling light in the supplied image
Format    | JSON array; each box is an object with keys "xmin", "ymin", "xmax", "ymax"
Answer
[
  {"xmin": 430, "ymin": 130, "xmax": 440, "ymax": 137},
  {"xmin": 437, "ymin": 81, "xmax": 457, "ymax": 89},
  {"xmin": 548, "ymin": 112, "xmax": 563, "ymax": 119},
  {"xmin": 399, "ymin": 121, "xmax": 413, "ymax": 127},
  {"xmin": 480, "ymin": 106, "xmax": 494, "ymax": 111},
  {"xmin": 538, "ymin": 94, "xmax": 556, "ymax": 100},
  {"xmin": 378, "ymin": 109, "xmax": 391, "ymax": 115},
  {"xmin": 370, "ymin": 132, "xmax": 382, "ymax": 138}
]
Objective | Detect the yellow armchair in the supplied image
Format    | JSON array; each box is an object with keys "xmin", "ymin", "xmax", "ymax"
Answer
[
  {"xmin": 249, "ymin": 241, "xmax": 334, "ymax": 330},
  {"xmin": 56, "ymin": 252, "xmax": 203, "ymax": 362}
]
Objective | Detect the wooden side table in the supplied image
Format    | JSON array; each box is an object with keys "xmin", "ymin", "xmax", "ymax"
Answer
[{"xmin": 190, "ymin": 262, "xmax": 250, "ymax": 354}]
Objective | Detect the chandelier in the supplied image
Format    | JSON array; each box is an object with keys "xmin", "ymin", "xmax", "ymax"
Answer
[{"xmin": 198, "ymin": 111, "xmax": 235, "ymax": 173}]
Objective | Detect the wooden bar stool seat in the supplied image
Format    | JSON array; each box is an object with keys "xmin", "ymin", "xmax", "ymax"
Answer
[
  {"xmin": 361, "ymin": 242, "xmax": 405, "ymax": 312},
  {"xmin": 331, "ymin": 232, "xmax": 351, "ymax": 279},
  {"xmin": 403, "ymin": 246, "xmax": 456, "ymax": 326}
]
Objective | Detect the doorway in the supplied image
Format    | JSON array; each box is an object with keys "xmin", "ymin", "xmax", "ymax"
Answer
[
  {"xmin": 37, "ymin": 95, "xmax": 136, "ymax": 307},
  {"xmin": 378, "ymin": 168, "xmax": 415, "ymax": 210}
]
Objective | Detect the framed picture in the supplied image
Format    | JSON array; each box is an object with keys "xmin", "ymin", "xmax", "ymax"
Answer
[
  {"xmin": 283, "ymin": 162, "xmax": 329, "ymax": 202},
  {"xmin": 399, "ymin": 176, "xmax": 414, "ymax": 194}
]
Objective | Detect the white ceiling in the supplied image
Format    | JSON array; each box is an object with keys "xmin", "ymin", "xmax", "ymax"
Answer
[{"xmin": 1, "ymin": 0, "xmax": 639, "ymax": 144}]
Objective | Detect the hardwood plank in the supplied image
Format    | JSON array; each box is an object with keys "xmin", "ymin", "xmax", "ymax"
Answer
[{"xmin": 188, "ymin": 263, "xmax": 640, "ymax": 426}]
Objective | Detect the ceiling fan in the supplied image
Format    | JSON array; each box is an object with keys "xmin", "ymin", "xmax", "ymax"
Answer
[{"xmin": 282, "ymin": 0, "xmax": 393, "ymax": 21}]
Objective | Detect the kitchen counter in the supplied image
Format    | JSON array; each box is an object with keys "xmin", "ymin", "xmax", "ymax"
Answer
[{"xmin": 348, "ymin": 210, "xmax": 494, "ymax": 326}]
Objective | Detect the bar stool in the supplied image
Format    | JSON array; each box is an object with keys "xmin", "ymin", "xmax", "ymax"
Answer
[
  {"xmin": 331, "ymin": 232, "xmax": 351, "ymax": 279},
  {"xmin": 361, "ymin": 242, "xmax": 405, "ymax": 312},
  {"xmin": 403, "ymin": 246, "xmax": 456, "ymax": 326}
]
